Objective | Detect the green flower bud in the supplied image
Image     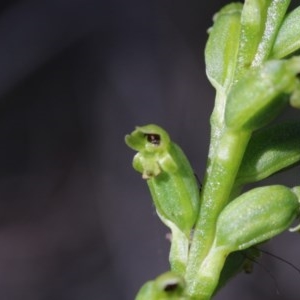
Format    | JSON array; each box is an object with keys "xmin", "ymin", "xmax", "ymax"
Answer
[
  {"xmin": 125, "ymin": 125, "xmax": 199, "ymax": 236},
  {"xmin": 214, "ymin": 185, "xmax": 299, "ymax": 252},
  {"xmin": 225, "ymin": 57, "xmax": 300, "ymax": 131},
  {"xmin": 135, "ymin": 272, "xmax": 186, "ymax": 300},
  {"xmin": 205, "ymin": 3, "xmax": 242, "ymax": 92},
  {"xmin": 234, "ymin": 0, "xmax": 269, "ymax": 79}
]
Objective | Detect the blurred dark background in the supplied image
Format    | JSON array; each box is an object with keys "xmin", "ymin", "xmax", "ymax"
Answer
[{"xmin": 0, "ymin": 0, "xmax": 299, "ymax": 299}]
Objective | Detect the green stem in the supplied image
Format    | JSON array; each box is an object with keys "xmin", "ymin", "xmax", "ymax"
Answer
[
  {"xmin": 159, "ymin": 212, "xmax": 190, "ymax": 276},
  {"xmin": 188, "ymin": 246, "xmax": 229, "ymax": 300},
  {"xmin": 185, "ymin": 126, "xmax": 251, "ymax": 298},
  {"xmin": 169, "ymin": 226, "xmax": 189, "ymax": 276}
]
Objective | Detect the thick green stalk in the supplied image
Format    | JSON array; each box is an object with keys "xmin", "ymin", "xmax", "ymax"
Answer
[
  {"xmin": 185, "ymin": 119, "xmax": 251, "ymax": 298},
  {"xmin": 186, "ymin": 246, "xmax": 229, "ymax": 300}
]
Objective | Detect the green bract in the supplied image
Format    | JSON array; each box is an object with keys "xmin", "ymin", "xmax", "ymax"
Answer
[
  {"xmin": 205, "ymin": 2, "xmax": 242, "ymax": 92},
  {"xmin": 225, "ymin": 57, "xmax": 300, "ymax": 130},
  {"xmin": 234, "ymin": 0, "xmax": 269, "ymax": 79}
]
